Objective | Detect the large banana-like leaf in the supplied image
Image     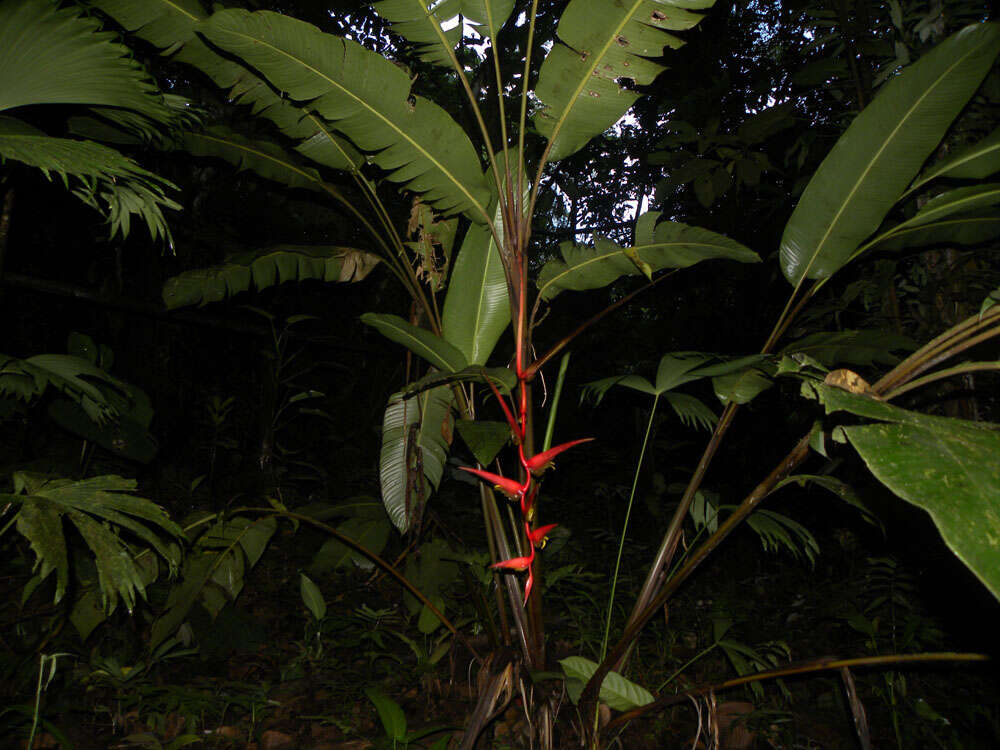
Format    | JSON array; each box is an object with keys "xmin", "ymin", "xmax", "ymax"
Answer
[
  {"xmin": 910, "ymin": 126, "xmax": 1000, "ymax": 190},
  {"xmin": 91, "ymin": 0, "xmax": 366, "ymax": 175},
  {"xmin": 780, "ymin": 23, "xmax": 1000, "ymax": 285},
  {"xmin": 442, "ymin": 193, "xmax": 511, "ymax": 365},
  {"xmin": 870, "ymin": 213, "xmax": 1000, "ymax": 252},
  {"xmin": 180, "ymin": 126, "xmax": 328, "ymax": 193},
  {"xmin": 804, "ymin": 383, "xmax": 1000, "ymax": 601},
  {"xmin": 0, "ymin": 0, "xmax": 171, "ymax": 121},
  {"xmin": 373, "ymin": 0, "xmax": 515, "ymax": 67},
  {"xmin": 361, "ymin": 313, "xmax": 469, "ymax": 373},
  {"xmin": 3, "ymin": 473, "xmax": 182, "ymax": 612},
  {"xmin": 198, "ymin": 9, "xmax": 492, "ymax": 220},
  {"xmin": 162, "ymin": 245, "xmax": 380, "ymax": 309},
  {"xmin": 380, "ymin": 386, "xmax": 455, "ymax": 533},
  {"xmin": 871, "ymin": 184, "xmax": 1000, "ymax": 246},
  {"xmin": 537, "ymin": 211, "xmax": 758, "ymax": 301},
  {"xmin": 533, "ymin": 0, "xmax": 713, "ymax": 163}
]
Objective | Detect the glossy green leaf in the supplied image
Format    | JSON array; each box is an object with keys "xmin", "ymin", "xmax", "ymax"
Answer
[
  {"xmin": 804, "ymin": 382, "xmax": 1000, "ymax": 601},
  {"xmin": 310, "ymin": 514, "xmax": 392, "ymax": 572},
  {"xmin": 560, "ymin": 655, "xmax": 654, "ymax": 711},
  {"xmin": 456, "ymin": 419, "xmax": 511, "ymax": 465},
  {"xmin": 361, "ymin": 313, "xmax": 468, "ymax": 373},
  {"xmin": 0, "ymin": 0, "xmax": 172, "ymax": 121},
  {"xmin": 442, "ymin": 213, "xmax": 510, "ymax": 366},
  {"xmin": 780, "ymin": 23, "xmax": 1000, "ymax": 285},
  {"xmin": 199, "ymin": 9, "xmax": 492, "ymax": 220},
  {"xmin": 380, "ymin": 387, "xmax": 455, "ymax": 533},
  {"xmin": 537, "ymin": 211, "xmax": 759, "ymax": 300},
  {"xmin": 373, "ymin": 0, "xmax": 514, "ymax": 68},
  {"xmin": 163, "ymin": 245, "xmax": 379, "ymax": 309},
  {"xmin": 870, "ymin": 213, "xmax": 1000, "ymax": 252},
  {"xmin": 911, "ymin": 126, "xmax": 1000, "ymax": 190},
  {"xmin": 533, "ymin": 0, "xmax": 712, "ymax": 162},
  {"xmin": 712, "ymin": 367, "xmax": 773, "ymax": 405},
  {"xmin": 782, "ymin": 330, "xmax": 917, "ymax": 368},
  {"xmin": 365, "ymin": 687, "xmax": 407, "ymax": 741},
  {"xmin": 299, "ymin": 573, "xmax": 327, "ymax": 621}
]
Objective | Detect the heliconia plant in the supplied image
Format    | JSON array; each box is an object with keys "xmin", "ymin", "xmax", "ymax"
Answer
[{"xmin": 73, "ymin": 0, "xmax": 1000, "ymax": 745}]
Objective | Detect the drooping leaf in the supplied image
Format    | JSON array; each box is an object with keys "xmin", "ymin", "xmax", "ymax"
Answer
[
  {"xmin": 533, "ymin": 0, "xmax": 712, "ymax": 163},
  {"xmin": 380, "ymin": 387, "xmax": 455, "ymax": 533},
  {"xmin": 163, "ymin": 245, "xmax": 379, "ymax": 309},
  {"xmin": 180, "ymin": 126, "xmax": 329, "ymax": 193},
  {"xmin": 867, "ymin": 213, "xmax": 1000, "ymax": 252},
  {"xmin": 560, "ymin": 655, "xmax": 654, "ymax": 711},
  {"xmin": 198, "ymin": 9, "xmax": 493, "ymax": 220},
  {"xmin": 310, "ymin": 512, "xmax": 392, "ymax": 573},
  {"xmin": 537, "ymin": 211, "xmax": 758, "ymax": 300},
  {"xmin": 780, "ymin": 23, "xmax": 1000, "ymax": 285},
  {"xmin": 803, "ymin": 382, "xmax": 1000, "ymax": 601},
  {"xmin": 400, "ymin": 365, "xmax": 517, "ymax": 398},
  {"xmin": 0, "ymin": 117, "xmax": 179, "ymax": 245},
  {"xmin": 911, "ymin": 126, "xmax": 1000, "ymax": 190},
  {"xmin": 455, "ymin": 419, "xmax": 511, "ymax": 466},
  {"xmin": 664, "ymin": 392, "xmax": 717, "ymax": 431},
  {"xmin": 299, "ymin": 573, "xmax": 327, "ymax": 621},
  {"xmin": 361, "ymin": 313, "xmax": 468, "ymax": 373},
  {"xmin": 712, "ymin": 367, "xmax": 773, "ymax": 405},
  {"xmin": 782, "ymin": 330, "xmax": 917, "ymax": 368},
  {"xmin": 365, "ymin": 687, "xmax": 407, "ymax": 742}
]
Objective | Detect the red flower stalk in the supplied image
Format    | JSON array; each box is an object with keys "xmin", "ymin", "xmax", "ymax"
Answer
[
  {"xmin": 458, "ymin": 466, "xmax": 527, "ymax": 499},
  {"xmin": 524, "ymin": 438, "xmax": 594, "ymax": 475},
  {"xmin": 484, "ymin": 375, "xmax": 522, "ymax": 441}
]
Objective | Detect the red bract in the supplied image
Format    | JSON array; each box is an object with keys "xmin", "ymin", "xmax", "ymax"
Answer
[
  {"xmin": 458, "ymin": 466, "xmax": 526, "ymax": 499},
  {"xmin": 524, "ymin": 438, "xmax": 594, "ymax": 475},
  {"xmin": 484, "ymin": 375, "xmax": 523, "ymax": 441},
  {"xmin": 492, "ymin": 555, "xmax": 533, "ymax": 572},
  {"xmin": 528, "ymin": 523, "xmax": 558, "ymax": 547}
]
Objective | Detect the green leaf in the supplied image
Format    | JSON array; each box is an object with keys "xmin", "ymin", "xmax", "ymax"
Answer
[
  {"xmin": 5, "ymin": 474, "xmax": 183, "ymax": 612},
  {"xmin": 361, "ymin": 313, "xmax": 468, "ymax": 373},
  {"xmin": 869, "ymin": 213, "xmax": 1000, "ymax": 252},
  {"xmin": 664, "ymin": 392, "xmax": 717, "ymax": 431},
  {"xmin": 0, "ymin": 0, "xmax": 172, "ymax": 122},
  {"xmin": 780, "ymin": 23, "xmax": 1000, "ymax": 285},
  {"xmin": 199, "ymin": 9, "xmax": 492, "ymax": 220},
  {"xmin": 380, "ymin": 387, "xmax": 455, "ymax": 533},
  {"xmin": 559, "ymin": 655, "xmax": 654, "ymax": 711},
  {"xmin": 442, "ymin": 209, "xmax": 511, "ymax": 366},
  {"xmin": 533, "ymin": 0, "xmax": 712, "ymax": 162},
  {"xmin": 537, "ymin": 211, "xmax": 758, "ymax": 300},
  {"xmin": 776, "ymin": 474, "xmax": 882, "ymax": 530},
  {"xmin": 163, "ymin": 245, "xmax": 379, "ymax": 309},
  {"xmin": 310, "ymin": 514, "xmax": 392, "ymax": 572},
  {"xmin": 874, "ymin": 183, "xmax": 1000, "ymax": 244},
  {"xmin": 400, "ymin": 366, "xmax": 517, "ymax": 398},
  {"xmin": 299, "ymin": 573, "xmax": 327, "ymax": 622},
  {"xmin": 782, "ymin": 330, "xmax": 917, "ymax": 368},
  {"xmin": 0, "ymin": 117, "xmax": 179, "ymax": 245},
  {"xmin": 713, "ymin": 367, "xmax": 773, "ymax": 405},
  {"xmin": 911, "ymin": 126, "xmax": 1000, "ymax": 190},
  {"xmin": 455, "ymin": 420, "xmax": 511, "ymax": 465},
  {"xmin": 180, "ymin": 126, "xmax": 330, "ymax": 193},
  {"xmin": 365, "ymin": 687, "xmax": 407, "ymax": 742},
  {"xmin": 803, "ymin": 383, "xmax": 1000, "ymax": 601},
  {"xmin": 981, "ymin": 286, "xmax": 1000, "ymax": 317}
]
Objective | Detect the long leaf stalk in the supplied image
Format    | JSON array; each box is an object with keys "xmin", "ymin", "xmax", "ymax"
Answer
[{"xmin": 606, "ymin": 652, "xmax": 989, "ymax": 732}]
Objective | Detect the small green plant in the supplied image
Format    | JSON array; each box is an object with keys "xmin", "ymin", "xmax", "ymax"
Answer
[{"xmin": 364, "ymin": 686, "xmax": 453, "ymax": 749}]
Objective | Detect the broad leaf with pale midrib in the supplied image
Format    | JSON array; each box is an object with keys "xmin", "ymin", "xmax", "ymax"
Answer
[
  {"xmin": 198, "ymin": 9, "xmax": 492, "ymax": 220},
  {"xmin": 533, "ymin": 0, "xmax": 713, "ymax": 163},
  {"xmin": 162, "ymin": 245, "xmax": 379, "ymax": 309},
  {"xmin": 537, "ymin": 211, "xmax": 759, "ymax": 300},
  {"xmin": 780, "ymin": 23, "xmax": 1000, "ymax": 285}
]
